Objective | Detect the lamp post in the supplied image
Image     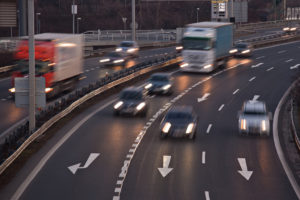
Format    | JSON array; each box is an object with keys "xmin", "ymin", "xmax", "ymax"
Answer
[
  {"xmin": 36, "ymin": 12, "xmax": 41, "ymax": 34},
  {"xmin": 197, "ymin": 8, "xmax": 200, "ymax": 22},
  {"xmin": 122, "ymin": 17, "xmax": 127, "ymax": 30},
  {"xmin": 77, "ymin": 17, "xmax": 81, "ymax": 33},
  {"xmin": 132, "ymin": 0, "xmax": 136, "ymax": 41}
]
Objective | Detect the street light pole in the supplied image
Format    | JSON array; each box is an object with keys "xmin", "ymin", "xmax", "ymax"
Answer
[
  {"xmin": 77, "ymin": 17, "xmax": 81, "ymax": 33},
  {"xmin": 197, "ymin": 7, "xmax": 199, "ymax": 22},
  {"xmin": 132, "ymin": 0, "xmax": 136, "ymax": 41},
  {"xmin": 28, "ymin": 0, "xmax": 36, "ymax": 132},
  {"xmin": 36, "ymin": 12, "xmax": 40, "ymax": 34},
  {"xmin": 72, "ymin": 0, "xmax": 75, "ymax": 34}
]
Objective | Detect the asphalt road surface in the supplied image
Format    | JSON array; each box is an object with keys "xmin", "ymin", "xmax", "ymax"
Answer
[{"xmin": 1, "ymin": 41, "xmax": 300, "ymax": 200}]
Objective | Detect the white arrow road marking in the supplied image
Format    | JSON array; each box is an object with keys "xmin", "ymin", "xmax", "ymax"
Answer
[
  {"xmin": 68, "ymin": 153, "xmax": 100, "ymax": 174},
  {"xmin": 197, "ymin": 93, "xmax": 210, "ymax": 102},
  {"xmin": 251, "ymin": 63, "xmax": 263, "ymax": 68},
  {"xmin": 158, "ymin": 155, "xmax": 173, "ymax": 178},
  {"xmin": 290, "ymin": 64, "xmax": 300, "ymax": 70},
  {"xmin": 252, "ymin": 95, "xmax": 260, "ymax": 101},
  {"xmin": 237, "ymin": 158, "xmax": 253, "ymax": 180}
]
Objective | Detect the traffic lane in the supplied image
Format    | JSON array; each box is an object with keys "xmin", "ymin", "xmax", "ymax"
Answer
[
  {"xmin": 120, "ymin": 54, "xmax": 298, "ymax": 199},
  {"xmin": 19, "ymin": 75, "xmax": 179, "ymax": 199}
]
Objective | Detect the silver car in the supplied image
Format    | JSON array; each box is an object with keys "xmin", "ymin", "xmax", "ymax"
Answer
[
  {"xmin": 115, "ymin": 41, "xmax": 139, "ymax": 57},
  {"xmin": 238, "ymin": 100, "xmax": 272, "ymax": 136}
]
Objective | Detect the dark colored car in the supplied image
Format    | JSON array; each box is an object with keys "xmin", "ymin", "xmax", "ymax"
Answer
[
  {"xmin": 231, "ymin": 42, "xmax": 253, "ymax": 57},
  {"xmin": 160, "ymin": 106, "xmax": 198, "ymax": 139},
  {"xmin": 99, "ymin": 52, "xmax": 129, "ymax": 66},
  {"xmin": 113, "ymin": 87, "xmax": 148, "ymax": 117},
  {"xmin": 115, "ymin": 41, "xmax": 139, "ymax": 57},
  {"xmin": 144, "ymin": 73, "xmax": 173, "ymax": 95}
]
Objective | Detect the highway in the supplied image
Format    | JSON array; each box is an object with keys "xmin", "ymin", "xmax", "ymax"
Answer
[
  {"xmin": 0, "ymin": 46, "xmax": 176, "ymax": 138},
  {"xmin": 1, "ymin": 41, "xmax": 300, "ymax": 199},
  {"xmin": 0, "ymin": 26, "xmax": 286, "ymax": 139}
]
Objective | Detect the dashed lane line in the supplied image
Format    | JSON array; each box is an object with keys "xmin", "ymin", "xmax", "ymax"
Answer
[
  {"xmin": 233, "ymin": 89, "xmax": 239, "ymax": 95},
  {"xmin": 249, "ymin": 77, "xmax": 256, "ymax": 82},
  {"xmin": 205, "ymin": 191, "xmax": 210, "ymax": 200},
  {"xmin": 202, "ymin": 151, "xmax": 206, "ymax": 164},
  {"xmin": 206, "ymin": 124, "xmax": 212, "ymax": 134},
  {"xmin": 278, "ymin": 50, "xmax": 287, "ymax": 54},
  {"xmin": 255, "ymin": 56, "xmax": 265, "ymax": 60},
  {"xmin": 286, "ymin": 59, "xmax": 294, "ymax": 63},
  {"xmin": 218, "ymin": 104, "xmax": 225, "ymax": 111},
  {"xmin": 267, "ymin": 67, "xmax": 274, "ymax": 72}
]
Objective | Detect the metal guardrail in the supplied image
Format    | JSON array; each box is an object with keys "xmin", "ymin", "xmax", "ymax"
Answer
[
  {"xmin": 290, "ymin": 100, "xmax": 300, "ymax": 151},
  {"xmin": 236, "ymin": 19, "xmax": 300, "ymax": 30},
  {"xmin": 0, "ymin": 54, "xmax": 181, "ymax": 175},
  {"xmin": 83, "ymin": 29, "xmax": 176, "ymax": 42}
]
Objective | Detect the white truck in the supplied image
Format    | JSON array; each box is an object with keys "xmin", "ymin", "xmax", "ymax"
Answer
[
  {"xmin": 180, "ymin": 22, "xmax": 233, "ymax": 73},
  {"xmin": 10, "ymin": 33, "xmax": 83, "ymax": 98}
]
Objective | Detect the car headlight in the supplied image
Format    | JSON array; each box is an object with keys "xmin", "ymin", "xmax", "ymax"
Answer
[
  {"xmin": 240, "ymin": 119, "xmax": 247, "ymax": 130},
  {"xmin": 9, "ymin": 88, "xmax": 15, "ymax": 93},
  {"xmin": 186, "ymin": 123, "xmax": 194, "ymax": 134},
  {"xmin": 180, "ymin": 63, "xmax": 189, "ymax": 68},
  {"xmin": 242, "ymin": 50, "xmax": 250, "ymax": 54},
  {"xmin": 162, "ymin": 84, "xmax": 171, "ymax": 90},
  {"xmin": 114, "ymin": 101, "xmax": 123, "ymax": 109},
  {"xmin": 176, "ymin": 46, "xmax": 183, "ymax": 50},
  {"xmin": 145, "ymin": 83, "xmax": 152, "ymax": 89},
  {"xmin": 229, "ymin": 49, "xmax": 238, "ymax": 54},
  {"xmin": 116, "ymin": 48, "xmax": 122, "ymax": 52},
  {"xmin": 162, "ymin": 122, "xmax": 171, "ymax": 133},
  {"xmin": 45, "ymin": 88, "xmax": 53, "ymax": 93},
  {"xmin": 100, "ymin": 58, "xmax": 110, "ymax": 63},
  {"xmin": 113, "ymin": 59, "xmax": 124, "ymax": 64},
  {"xmin": 203, "ymin": 64, "xmax": 212, "ymax": 69},
  {"xmin": 136, "ymin": 102, "xmax": 146, "ymax": 111},
  {"xmin": 283, "ymin": 27, "xmax": 290, "ymax": 31},
  {"xmin": 290, "ymin": 27, "xmax": 297, "ymax": 31},
  {"xmin": 261, "ymin": 120, "xmax": 266, "ymax": 131},
  {"xmin": 127, "ymin": 48, "xmax": 137, "ymax": 53}
]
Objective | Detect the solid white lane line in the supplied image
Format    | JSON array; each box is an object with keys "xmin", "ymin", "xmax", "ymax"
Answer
[
  {"xmin": 129, "ymin": 149, "xmax": 135, "ymax": 153},
  {"xmin": 132, "ymin": 143, "xmax": 138, "ymax": 148},
  {"xmin": 206, "ymin": 124, "xmax": 212, "ymax": 134},
  {"xmin": 233, "ymin": 89, "xmax": 239, "ymax": 95},
  {"xmin": 218, "ymin": 104, "xmax": 225, "ymax": 111},
  {"xmin": 273, "ymin": 79, "xmax": 300, "ymax": 199},
  {"xmin": 202, "ymin": 151, "xmax": 206, "ymax": 164},
  {"xmin": 267, "ymin": 67, "xmax": 274, "ymax": 71},
  {"xmin": 278, "ymin": 50, "xmax": 286, "ymax": 54},
  {"xmin": 249, "ymin": 77, "xmax": 256, "ymax": 82},
  {"xmin": 126, "ymin": 154, "xmax": 133, "ymax": 159},
  {"xmin": 205, "ymin": 191, "xmax": 210, "ymax": 200},
  {"xmin": 256, "ymin": 56, "xmax": 265, "ymax": 60},
  {"xmin": 286, "ymin": 59, "xmax": 294, "ymax": 63}
]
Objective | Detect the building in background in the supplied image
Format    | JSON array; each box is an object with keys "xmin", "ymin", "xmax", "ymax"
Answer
[{"xmin": 211, "ymin": 0, "xmax": 248, "ymax": 23}]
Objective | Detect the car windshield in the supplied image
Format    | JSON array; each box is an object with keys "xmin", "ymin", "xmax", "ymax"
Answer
[
  {"xmin": 107, "ymin": 52, "xmax": 121, "ymax": 57},
  {"xmin": 15, "ymin": 60, "xmax": 51, "ymax": 75},
  {"xmin": 182, "ymin": 37, "xmax": 212, "ymax": 50},
  {"xmin": 150, "ymin": 75, "xmax": 169, "ymax": 82},
  {"xmin": 120, "ymin": 42, "xmax": 134, "ymax": 47},
  {"xmin": 120, "ymin": 91, "xmax": 142, "ymax": 100},
  {"xmin": 166, "ymin": 111, "xmax": 192, "ymax": 121},
  {"xmin": 235, "ymin": 43, "xmax": 247, "ymax": 48}
]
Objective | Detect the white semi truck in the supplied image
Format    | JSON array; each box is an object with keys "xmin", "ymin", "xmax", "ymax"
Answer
[{"xmin": 180, "ymin": 22, "xmax": 233, "ymax": 73}]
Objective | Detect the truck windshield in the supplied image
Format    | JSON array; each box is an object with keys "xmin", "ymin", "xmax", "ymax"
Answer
[
  {"xmin": 15, "ymin": 60, "xmax": 51, "ymax": 75},
  {"xmin": 182, "ymin": 37, "xmax": 212, "ymax": 50}
]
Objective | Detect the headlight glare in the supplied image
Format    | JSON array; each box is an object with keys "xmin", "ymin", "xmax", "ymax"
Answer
[
  {"xmin": 114, "ymin": 101, "xmax": 123, "ymax": 109},
  {"xmin": 186, "ymin": 123, "xmax": 194, "ymax": 134},
  {"xmin": 136, "ymin": 102, "xmax": 146, "ymax": 111},
  {"xmin": 162, "ymin": 122, "xmax": 171, "ymax": 133}
]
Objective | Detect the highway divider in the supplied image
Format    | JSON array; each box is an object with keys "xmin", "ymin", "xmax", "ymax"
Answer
[{"xmin": 0, "ymin": 53, "xmax": 181, "ymax": 175}]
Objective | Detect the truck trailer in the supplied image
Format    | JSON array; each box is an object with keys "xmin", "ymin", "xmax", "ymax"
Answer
[
  {"xmin": 9, "ymin": 33, "xmax": 83, "ymax": 98},
  {"xmin": 180, "ymin": 22, "xmax": 233, "ymax": 73}
]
